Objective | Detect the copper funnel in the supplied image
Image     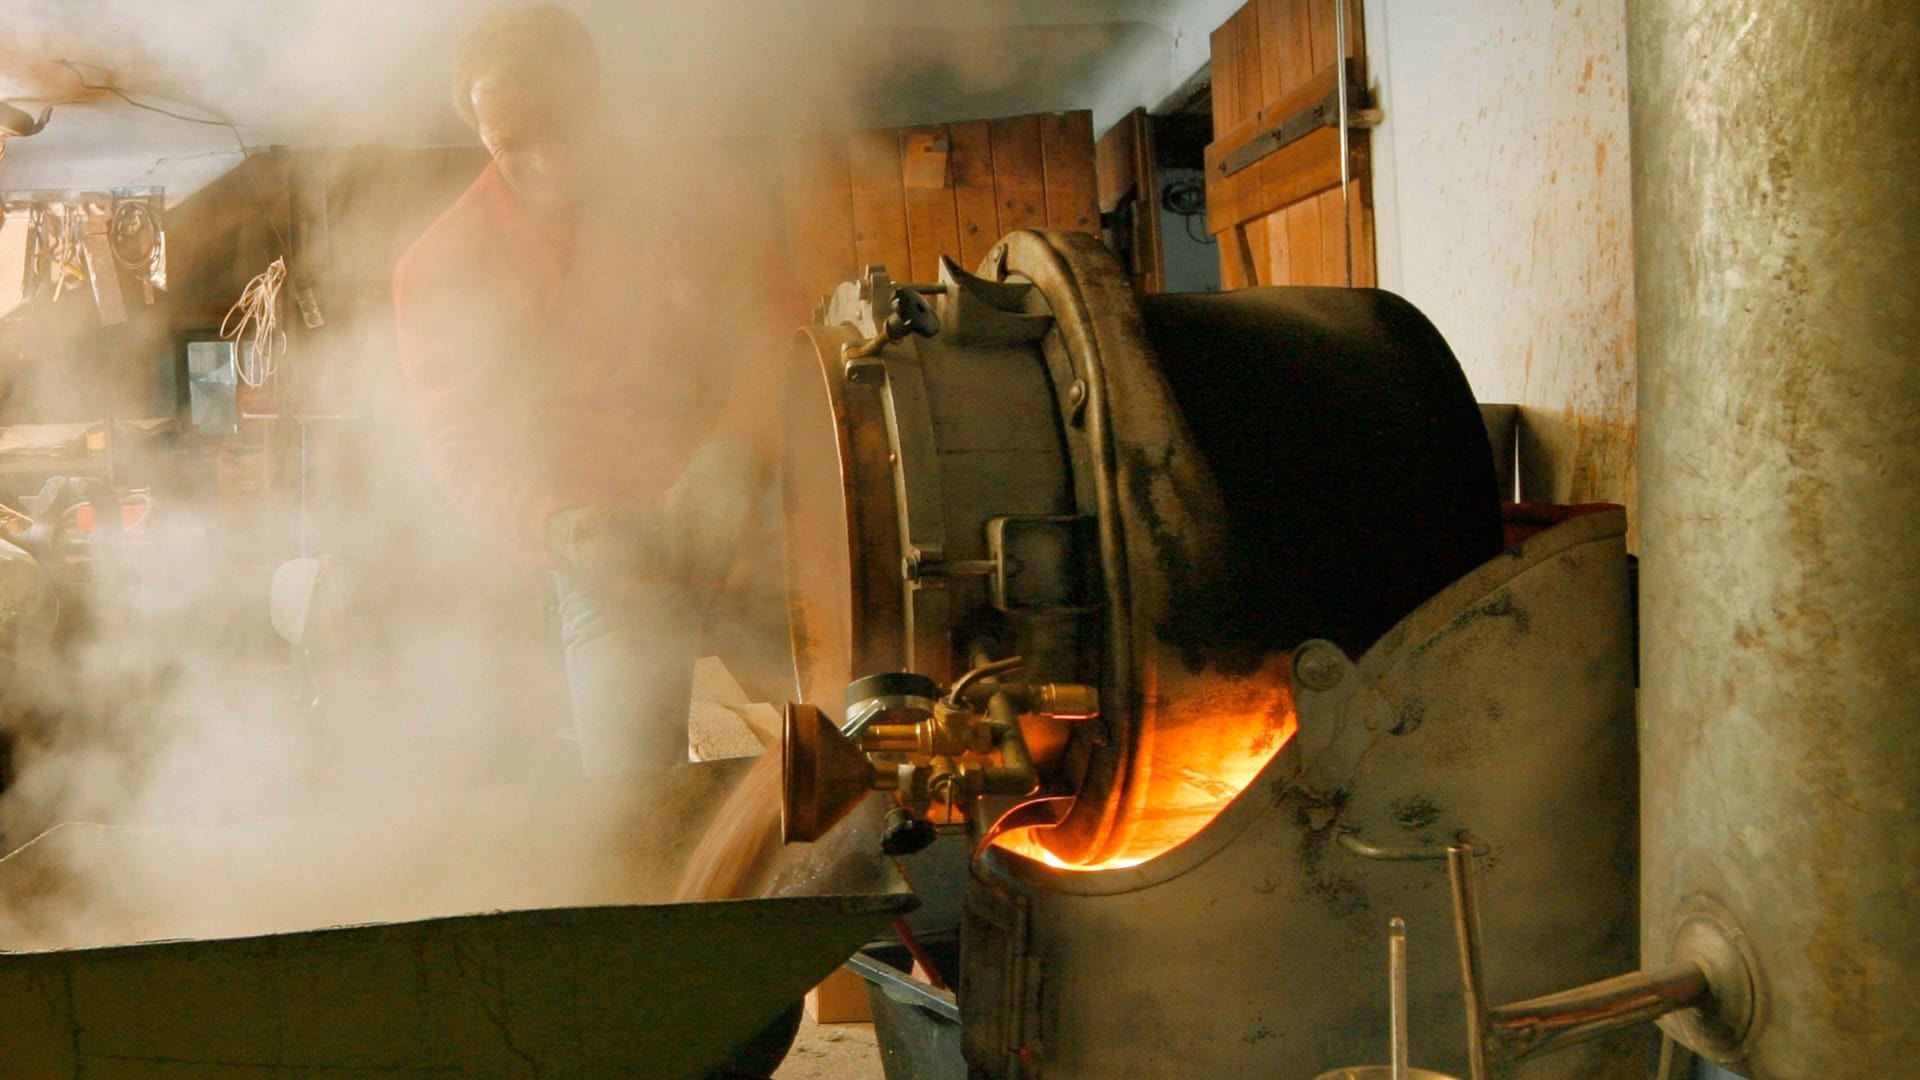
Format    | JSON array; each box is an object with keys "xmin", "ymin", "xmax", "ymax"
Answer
[{"xmin": 782, "ymin": 702, "xmax": 878, "ymax": 843}]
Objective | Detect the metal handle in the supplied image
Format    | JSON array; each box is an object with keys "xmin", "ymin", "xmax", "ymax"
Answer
[{"xmin": 1340, "ymin": 829, "xmax": 1489, "ymax": 862}]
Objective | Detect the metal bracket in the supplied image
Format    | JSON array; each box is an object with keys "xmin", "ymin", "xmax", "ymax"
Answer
[
  {"xmin": 865, "ymin": 288, "xmax": 952, "ymax": 678},
  {"xmin": 902, "ymin": 515, "xmax": 1097, "ymax": 618},
  {"xmin": 1219, "ymin": 67, "xmax": 1380, "ymax": 178},
  {"xmin": 1288, "ymin": 638, "xmax": 1393, "ymax": 796},
  {"xmin": 961, "ymin": 883, "xmax": 1039, "ymax": 1079},
  {"xmin": 986, "ymin": 514, "xmax": 1097, "ymax": 613}
]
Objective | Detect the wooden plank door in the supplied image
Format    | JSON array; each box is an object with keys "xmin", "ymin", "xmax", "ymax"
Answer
[
  {"xmin": 1094, "ymin": 107, "xmax": 1167, "ymax": 293},
  {"xmin": 1205, "ymin": 0, "xmax": 1375, "ymax": 289}
]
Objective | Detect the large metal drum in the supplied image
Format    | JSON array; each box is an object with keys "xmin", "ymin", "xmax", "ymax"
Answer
[{"xmin": 783, "ymin": 229, "xmax": 1501, "ymax": 870}]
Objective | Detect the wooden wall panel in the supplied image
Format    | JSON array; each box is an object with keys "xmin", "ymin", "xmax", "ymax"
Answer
[
  {"xmin": 1285, "ymin": 198, "xmax": 1324, "ymax": 284},
  {"xmin": 1040, "ymin": 111, "xmax": 1100, "ymax": 234},
  {"xmin": 1308, "ymin": 0, "xmax": 1364, "ymax": 75},
  {"xmin": 849, "ymin": 128, "xmax": 912, "ymax": 278},
  {"xmin": 901, "ymin": 127, "xmax": 961, "ymax": 284},
  {"xmin": 1262, "ymin": 208, "xmax": 1290, "ymax": 285},
  {"xmin": 1208, "ymin": 20, "xmax": 1236, "ymax": 133},
  {"xmin": 1205, "ymin": 0, "xmax": 1374, "ymax": 288},
  {"xmin": 1348, "ymin": 175, "xmax": 1376, "ymax": 287},
  {"xmin": 989, "ymin": 116, "xmax": 1049, "ymax": 236},
  {"xmin": 775, "ymin": 111, "xmax": 1099, "ymax": 304},
  {"xmin": 1274, "ymin": 0, "xmax": 1316, "ymax": 91},
  {"xmin": 1208, "ymin": 76, "xmax": 1270, "ymax": 291},
  {"xmin": 948, "ymin": 120, "xmax": 1001, "ymax": 272}
]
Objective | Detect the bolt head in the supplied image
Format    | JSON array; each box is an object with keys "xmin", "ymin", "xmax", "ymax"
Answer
[{"xmin": 1295, "ymin": 647, "xmax": 1345, "ymax": 692}]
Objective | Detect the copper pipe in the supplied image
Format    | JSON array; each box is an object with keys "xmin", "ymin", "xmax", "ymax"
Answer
[
  {"xmin": 1448, "ymin": 841, "xmax": 1720, "ymax": 1072},
  {"xmin": 981, "ymin": 692, "xmax": 1038, "ymax": 796},
  {"xmin": 946, "ymin": 655, "xmax": 1025, "ymax": 707},
  {"xmin": 859, "ymin": 725, "xmax": 925, "ymax": 753},
  {"xmin": 1485, "ymin": 961, "xmax": 1710, "ymax": 1062}
]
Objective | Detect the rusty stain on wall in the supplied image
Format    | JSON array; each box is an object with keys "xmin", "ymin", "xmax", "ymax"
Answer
[{"xmin": 1366, "ymin": 0, "xmax": 1639, "ymax": 546}]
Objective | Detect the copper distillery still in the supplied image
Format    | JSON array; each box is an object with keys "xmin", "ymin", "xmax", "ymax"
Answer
[{"xmin": 774, "ymin": 229, "xmax": 1658, "ymax": 1078}]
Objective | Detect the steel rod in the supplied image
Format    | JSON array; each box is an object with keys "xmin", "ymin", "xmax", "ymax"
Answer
[
  {"xmin": 1334, "ymin": 0, "xmax": 1354, "ymax": 287},
  {"xmin": 1390, "ymin": 916, "xmax": 1409, "ymax": 1080},
  {"xmin": 1446, "ymin": 842, "xmax": 1491, "ymax": 1080}
]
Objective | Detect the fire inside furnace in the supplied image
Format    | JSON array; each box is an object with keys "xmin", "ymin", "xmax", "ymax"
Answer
[{"xmin": 993, "ymin": 693, "xmax": 1299, "ymax": 872}]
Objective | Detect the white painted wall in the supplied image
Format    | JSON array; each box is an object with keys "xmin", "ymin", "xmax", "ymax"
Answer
[
  {"xmin": 1364, "ymin": 0, "xmax": 1637, "ymax": 524},
  {"xmin": 1079, "ymin": 0, "xmax": 1245, "ymax": 127}
]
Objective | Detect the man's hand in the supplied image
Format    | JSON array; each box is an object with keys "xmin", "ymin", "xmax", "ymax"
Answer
[
  {"xmin": 546, "ymin": 503, "xmax": 674, "ymax": 590},
  {"xmin": 660, "ymin": 439, "xmax": 761, "ymax": 588},
  {"xmin": 546, "ymin": 440, "xmax": 762, "ymax": 592}
]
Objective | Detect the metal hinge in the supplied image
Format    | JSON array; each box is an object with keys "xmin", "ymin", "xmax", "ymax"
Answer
[
  {"xmin": 1220, "ymin": 76, "xmax": 1381, "ymax": 178},
  {"xmin": 961, "ymin": 883, "xmax": 1041, "ymax": 1078}
]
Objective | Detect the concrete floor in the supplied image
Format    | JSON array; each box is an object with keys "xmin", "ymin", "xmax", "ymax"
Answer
[{"xmin": 772, "ymin": 1016, "xmax": 885, "ymax": 1080}]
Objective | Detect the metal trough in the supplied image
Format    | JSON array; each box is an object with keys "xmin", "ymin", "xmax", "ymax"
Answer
[{"xmin": 0, "ymin": 761, "xmax": 915, "ymax": 1078}]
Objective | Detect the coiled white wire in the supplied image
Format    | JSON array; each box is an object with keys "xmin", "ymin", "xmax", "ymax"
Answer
[{"xmin": 221, "ymin": 257, "xmax": 286, "ymax": 388}]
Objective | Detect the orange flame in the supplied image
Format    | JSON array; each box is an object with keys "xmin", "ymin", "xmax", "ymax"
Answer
[{"xmin": 993, "ymin": 700, "xmax": 1297, "ymax": 872}]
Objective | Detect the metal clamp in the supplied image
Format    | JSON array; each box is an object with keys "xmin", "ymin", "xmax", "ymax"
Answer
[{"xmin": 1219, "ymin": 59, "xmax": 1381, "ymax": 178}]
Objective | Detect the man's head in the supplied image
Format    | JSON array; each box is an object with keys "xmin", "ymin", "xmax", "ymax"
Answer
[{"xmin": 452, "ymin": 4, "xmax": 601, "ymax": 216}]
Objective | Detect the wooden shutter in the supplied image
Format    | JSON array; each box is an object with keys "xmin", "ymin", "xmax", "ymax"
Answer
[{"xmin": 1205, "ymin": 0, "xmax": 1375, "ymax": 289}]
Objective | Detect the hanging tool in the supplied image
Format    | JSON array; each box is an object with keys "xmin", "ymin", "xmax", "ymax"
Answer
[{"xmin": 79, "ymin": 197, "xmax": 127, "ymax": 325}]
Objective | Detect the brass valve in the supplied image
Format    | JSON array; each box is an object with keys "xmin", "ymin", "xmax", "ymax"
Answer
[{"xmin": 780, "ymin": 659, "xmax": 1099, "ymax": 843}]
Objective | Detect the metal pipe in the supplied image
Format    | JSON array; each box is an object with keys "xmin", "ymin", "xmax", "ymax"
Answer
[
  {"xmin": 1334, "ymin": 0, "xmax": 1353, "ymax": 287},
  {"xmin": 1446, "ymin": 842, "xmax": 1490, "ymax": 1080},
  {"xmin": 1444, "ymin": 842, "xmax": 1730, "ymax": 1070},
  {"xmin": 1339, "ymin": 830, "xmax": 1490, "ymax": 861},
  {"xmin": 982, "ymin": 691, "xmax": 1038, "ymax": 795},
  {"xmin": 957, "ymin": 681, "xmax": 1101, "ymax": 719},
  {"xmin": 1485, "ymin": 961, "xmax": 1710, "ymax": 1062},
  {"xmin": 858, "ymin": 725, "xmax": 924, "ymax": 753},
  {"xmin": 946, "ymin": 655, "xmax": 1024, "ymax": 707}
]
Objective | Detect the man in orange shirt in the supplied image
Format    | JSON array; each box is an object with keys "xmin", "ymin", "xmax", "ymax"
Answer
[{"xmin": 394, "ymin": 5, "xmax": 782, "ymax": 780}]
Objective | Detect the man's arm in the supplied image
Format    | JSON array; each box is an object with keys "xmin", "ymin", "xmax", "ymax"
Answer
[{"xmin": 393, "ymin": 256, "xmax": 574, "ymax": 564}]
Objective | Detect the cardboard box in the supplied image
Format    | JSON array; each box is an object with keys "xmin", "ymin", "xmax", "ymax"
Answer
[{"xmin": 804, "ymin": 964, "xmax": 873, "ymax": 1024}]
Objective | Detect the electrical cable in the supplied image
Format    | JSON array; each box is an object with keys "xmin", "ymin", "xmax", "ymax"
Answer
[
  {"xmin": 54, "ymin": 60, "xmax": 294, "ymax": 275},
  {"xmin": 109, "ymin": 199, "xmax": 159, "ymax": 269},
  {"xmin": 1160, "ymin": 177, "xmax": 1216, "ymax": 246},
  {"xmin": 1181, "ymin": 212, "xmax": 1213, "ymax": 247},
  {"xmin": 221, "ymin": 257, "xmax": 286, "ymax": 388}
]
